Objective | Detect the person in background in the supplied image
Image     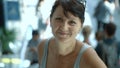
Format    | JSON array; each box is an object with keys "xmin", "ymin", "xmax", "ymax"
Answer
[
  {"xmin": 95, "ymin": 30, "xmax": 104, "ymax": 42},
  {"xmin": 36, "ymin": 0, "xmax": 47, "ymax": 35},
  {"xmin": 82, "ymin": 25, "xmax": 92, "ymax": 45},
  {"xmin": 95, "ymin": 30, "xmax": 104, "ymax": 48},
  {"xmin": 94, "ymin": 0, "xmax": 115, "ymax": 31},
  {"xmin": 37, "ymin": 0, "xmax": 107, "ymax": 68},
  {"xmin": 26, "ymin": 30, "xmax": 41, "ymax": 66},
  {"xmin": 95, "ymin": 22, "xmax": 120, "ymax": 68},
  {"xmin": 36, "ymin": 0, "xmax": 44, "ymax": 15}
]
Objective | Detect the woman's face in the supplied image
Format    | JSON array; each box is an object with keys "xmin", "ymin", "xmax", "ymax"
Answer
[{"xmin": 50, "ymin": 5, "xmax": 82, "ymax": 42}]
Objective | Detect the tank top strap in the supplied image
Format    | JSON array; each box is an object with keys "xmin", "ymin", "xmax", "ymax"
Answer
[
  {"xmin": 39, "ymin": 38, "xmax": 50, "ymax": 68},
  {"xmin": 74, "ymin": 43, "xmax": 91, "ymax": 68}
]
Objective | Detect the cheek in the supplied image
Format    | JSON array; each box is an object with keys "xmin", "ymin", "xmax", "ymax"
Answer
[
  {"xmin": 74, "ymin": 27, "xmax": 81, "ymax": 34},
  {"xmin": 75, "ymin": 24, "xmax": 82, "ymax": 32},
  {"xmin": 78, "ymin": 26, "xmax": 82, "ymax": 32},
  {"xmin": 71, "ymin": 27, "xmax": 81, "ymax": 36},
  {"xmin": 50, "ymin": 21, "xmax": 58, "ymax": 32}
]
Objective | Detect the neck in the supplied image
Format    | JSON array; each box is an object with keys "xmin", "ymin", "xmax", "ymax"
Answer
[{"xmin": 55, "ymin": 39, "xmax": 76, "ymax": 56}]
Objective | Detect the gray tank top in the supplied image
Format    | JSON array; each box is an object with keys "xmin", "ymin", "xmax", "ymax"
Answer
[{"xmin": 39, "ymin": 39, "xmax": 91, "ymax": 68}]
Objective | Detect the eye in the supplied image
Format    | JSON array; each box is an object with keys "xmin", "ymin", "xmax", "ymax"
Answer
[{"xmin": 69, "ymin": 20, "xmax": 76, "ymax": 26}]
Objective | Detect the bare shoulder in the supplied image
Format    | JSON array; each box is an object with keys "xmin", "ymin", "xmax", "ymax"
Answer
[
  {"xmin": 37, "ymin": 39, "xmax": 47, "ymax": 63},
  {"xmin": 81, "ymin": 46, "xmax": 107, "ymax": 68}
]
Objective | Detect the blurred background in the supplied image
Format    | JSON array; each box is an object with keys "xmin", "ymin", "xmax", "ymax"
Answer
[{"xmin": 0, "ymin": 0, "xmax": 120, "ymax": 68}]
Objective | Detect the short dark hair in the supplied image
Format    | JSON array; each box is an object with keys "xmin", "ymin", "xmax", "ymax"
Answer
[
  {"xmin": 104, "ymin": 22, "xmax": 116, "ymax": 36},
  {"xmin": 50, "ymin": 0, "xmax": 86, "ymax": 23},
  {"xmin": 95, "ymin": 30, "xmax": 104, "ymax": 41},
  {"xmin": 32, "ymin": 30, "xmax": 39, "ymax": 36}
]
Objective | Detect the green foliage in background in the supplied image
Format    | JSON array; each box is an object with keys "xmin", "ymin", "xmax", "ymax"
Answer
[{"xmin": 0, "ymin": 27, "xmax": 16, "ymax": 54}]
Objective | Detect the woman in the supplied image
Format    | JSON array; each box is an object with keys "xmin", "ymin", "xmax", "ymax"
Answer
[{"xmin": 38, "ymin": 0, "xmax": 107, "ymax": 68}]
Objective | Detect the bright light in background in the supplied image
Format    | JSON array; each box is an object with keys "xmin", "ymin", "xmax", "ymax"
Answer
[
  {"xmin": 40, "ymin": 0, "xmax": 55, "ymax": 22},
  {"xmin": 9, "ymin": 42, "xmax": 15, "ymax": 50},
  {"xmin": 23, "ymin": 0, "xmax": 38, "ymax": 6},
  {"xmin": 0, "ymin": 63, "xmax": 5, "ymax": 68},
  {"xmin": 9, "ymin": 42, "xmax": 21, "ymax": 54}
]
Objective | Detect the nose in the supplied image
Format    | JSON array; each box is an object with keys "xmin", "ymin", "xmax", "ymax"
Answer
[{"xmin": 60, "ymin": 21, "xmax": 68, "ymax": 31}]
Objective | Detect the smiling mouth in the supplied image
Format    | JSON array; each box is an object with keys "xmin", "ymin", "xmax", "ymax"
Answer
[
  {"xmin": 57, "ymin": 32, "xmax": 70, "ymax": 38},
  {"xmin": 58, "ymin": 31, "xmax": 69, "ymax": 35},
  {"xmin": 59, "ymin": 32, "xmax": 68, "ymax": 35}
]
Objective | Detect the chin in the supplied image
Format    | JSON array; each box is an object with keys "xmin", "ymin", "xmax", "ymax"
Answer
[{"xmin": 55, "ymin": 36, "xmax": 72, "ymax": 43}]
